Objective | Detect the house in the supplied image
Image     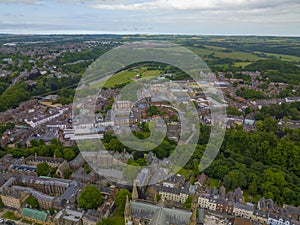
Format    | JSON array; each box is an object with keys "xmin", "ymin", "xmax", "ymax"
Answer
[
  {"xmin": 0, "ymin": 154, "xmax": 14, "ymax": 172},
  {"xmin": 233, "ymin": 203, "xmax": 254, "ymax": 220},
  {"xmin": 54, "ymin": 209, "xmax": 83, "ymax": 225},
  {"xmin": 215, "ymin": 199, "xmax": 234, "ymax": 214},
  {"xmin": 252, "ymin": 210, "xmax": 268, "ymax": 224},
  {"xmin": 267, "ymin": 213, "xmax": 293, "ymax": 225},
  {"xmin": 82, "ymin": 210, "xmax": 102, "ymax": 225},
  {"xmin": 198, "ymin": 193, "xmax": 210, "ymax": 209},
  {"xmin": 283, "ymin": 205, "xmax": 300, "ymax": 221},
  {"xmin": 195, "ymin": 173, "xmax": 207, "ymax": 189}
]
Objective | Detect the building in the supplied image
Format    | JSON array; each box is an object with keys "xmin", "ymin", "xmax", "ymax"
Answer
[
  {"xmin": 54, "ymin": 209, "xmax": 83, "ymax": 225},
  {"xmin": 21, "ymin": 208, "xmax": 48, "ymax": 224},
  {"xmin": 0, "ymin": 190, "xmax": 30, "ymax": 209},
  {"xmin": 198, "ymin": 193, "xmax": 210, "ymax": 209},
  {"xmin": 147, "ymin": 174, "xmax": 190, "ymax": 204},
  {"xmin": 82, "ymin": 210, "xmax": 102, "ymax": 225},
  {"xmin": 252, "ymin": 210, "xmax": 268, "ymax": 224},
  {"xmin": 12, "ymin": 186, "xmax": 54, "ymax": 210},
  {"xmin": 26, "ymin": 155, "xmax": 70, "ymax": 178},
  {"xmin": 216, "ymin": 199, "xmax": 234, "ymax": 214},
  {"xmin": 125, "ymin": 200, "xmax": 195, "ymax": 225},
  {"xmin": 233, "ymin": 203, "xmax": 254, "ymax": 220}
]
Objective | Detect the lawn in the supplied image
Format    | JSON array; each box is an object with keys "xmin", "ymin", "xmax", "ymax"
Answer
[
  {"xmin": 177, "ymin": 168, "xmax": 193, "ymax": 180},
  {"xmin": 21, "ymin": 219, "xmax": 33, "ymax": 224},
  {"xmin": 103, "ymin": 67, "xmax": 162, "ymax": 88},
  {"xmin": 109, "ymin": 210, "xmax": 125, "ymax": 225},
  {"xmin": 2, "ymin": 210, "xmax": 20, "ymax": 221}
]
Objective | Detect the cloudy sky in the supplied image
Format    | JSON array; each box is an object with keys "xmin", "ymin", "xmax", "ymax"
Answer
[{"xmin": 0, "ymin": 0, "xmax": 299, "ymax": 36}]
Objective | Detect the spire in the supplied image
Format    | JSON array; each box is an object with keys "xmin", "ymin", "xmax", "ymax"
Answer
[
  {"xmin": 190, "ymin": 194, "xmax": 198, "ymax": 225},
  {"xmin": 125, "ymin": 195, "xmax": 131, "ymax": 218},
  {"xmin": 132, "ymin": 181, "xmax": 139, "ymax": 201}
]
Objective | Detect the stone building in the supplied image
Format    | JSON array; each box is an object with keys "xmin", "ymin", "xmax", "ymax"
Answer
[
  {"xmin": 0, "ymin": 190, "xmax": 30, "ymax": 209},
  {"xmin": 125, "ymin": 187, "xmax": 200, "ymax": 225}
]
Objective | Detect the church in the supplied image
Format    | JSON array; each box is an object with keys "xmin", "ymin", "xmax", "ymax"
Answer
[{"xmin": 124, "ymin": 182, "xmax": 199, "ymax": 225}]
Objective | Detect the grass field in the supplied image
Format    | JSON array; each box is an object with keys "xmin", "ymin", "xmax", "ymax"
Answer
[
  {"xmin": 3, "ymin": 211, "xmax": 21, "ymax": 220},
  {"xmin": 255, "ymin": 51, "xmax": 300, "ymax": 62},
  {"xmin": 109, "ymin": 210, "xmax": 125, "ymax": 225},
  {"xmin": 177, "ymin": 168, "xmax": 192, "ymax": 180},
  {"xmin": 234, "ymin": 62, "xmax": 253, "ymax": 68},
  {"xmin": 88, "ymin": 66, "xmax": 162, "ymax": 90},
  {"xmin": 188, "ymin": 46, "xmax": 263, "ymax": 61},
  {"xmin": 103, "ymin": 67, "xmax": 161, "ymax": 88}
]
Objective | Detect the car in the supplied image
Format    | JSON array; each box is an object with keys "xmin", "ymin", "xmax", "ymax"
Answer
[{"xmin": 5, "ymin": 221, "xmax": 15, "ymax": 225}]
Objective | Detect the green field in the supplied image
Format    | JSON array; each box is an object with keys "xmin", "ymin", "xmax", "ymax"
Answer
[
  {"xmin": 234, "ymin": 62, "xmax": 253, "ymax": 68},
  {"xmin": 255, "ymin": 52, "xmax": 300, "ymax": 62},
  {"xmin": 3, "ymin": 210, "xmax": 21, "ymax": 220},
  {"xmin": 188, "ymin": 46, "xmax": 263, "ymax": 61},
  {"xmin": 103, "ymin": 67, "xmax": 162, "ymax": 88}
]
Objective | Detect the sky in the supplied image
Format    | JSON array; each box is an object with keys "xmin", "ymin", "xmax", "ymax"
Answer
[{"xmin": 0, "ymin": 0, "xmax": 299, "ymax": 36}]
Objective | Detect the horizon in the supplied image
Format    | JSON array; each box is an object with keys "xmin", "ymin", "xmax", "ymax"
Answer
[
  {"xmin": 0, "ymin": 0, "xmax": 299, "ymax": 37},
  {"xmin": 1, "ymin": 32, "xmax": 300, "ymax": 38}
]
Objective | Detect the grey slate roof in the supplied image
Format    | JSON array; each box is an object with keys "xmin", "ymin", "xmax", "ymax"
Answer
[{"xmin": 130, "ymin": 201, "xmax": 192, "ymax": 225}]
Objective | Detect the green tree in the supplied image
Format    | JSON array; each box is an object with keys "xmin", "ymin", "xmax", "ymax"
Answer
[
  {"xmin": 54, "ymin": 149, "xmax": 63, "ymax": 158},
  {"xmin": 0, "ymin": 197, "xmax": 3, "ymax": 208},
  {"xmin": 63, "ymin": 148, "xmax": 76, "ymax": 161},
  {"xmin": 249, "ymin": 181, "xmax": 257, "ymax": 195},
  {"xmin": 78, "ymin": 186, "xmax": 104, "ymax": 210},
  {"xmin": 36, "ymin": 162, "xmax": 51, "ymax": 176},
  {"xmin": 183, "ymin": 196, "xmax": 193, "ymax": 209},
  {"xmin": 26, "ymin": 196, "xmax": 39, "ymax": 209},
  {"xmin": 115, "ymin": 189, "xmax": 132, "ymax": 213}
]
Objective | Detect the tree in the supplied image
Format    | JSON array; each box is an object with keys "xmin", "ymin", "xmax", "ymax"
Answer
[
  {"xmin": 0, "ymin": 197, "xmax": 3, "ymax": 208},
  {"xmin": 115, "ymin": 189, "xmax": 131, "ymax": 213},
  {"xmin": 183, "ymin": 196, "xmax": 193, "ymax": 208},
  {"xmin": 78, "ymin": 186, "xmax": 104, "ymax": 210},
  {"xmin": 63, "ymin": 148, "xmax": 76, "ymax": 161},
  {"xmin": 249, "ymin": 181, "xmax": 257, "ymax": 195},
  {"xmin": 26, "ymin": 196, "xmax": 39, "ymax": 209},
  {"xmin": 54, "ymin": 149, "xmax": 63, "ymax": 158},
  {"xmin": 36, "ymin": 162, "xmax": 51, "ymax": 176},
  {"xmin": 63, "ymin": 168, "xmax": 73, "ymax": 179}
]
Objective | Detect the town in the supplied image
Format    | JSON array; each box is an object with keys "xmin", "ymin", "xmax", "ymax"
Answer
[{"xmin": 0, "ymin": 34, "xmax": 299, "ymax": 225}]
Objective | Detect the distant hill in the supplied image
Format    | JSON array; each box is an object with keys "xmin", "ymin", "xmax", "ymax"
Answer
[{"xmin": 245, "ymin": 59, "xmax": 300, "ymax": 84}]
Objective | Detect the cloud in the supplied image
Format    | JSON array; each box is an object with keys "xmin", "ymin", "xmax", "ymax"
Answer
[
  {"xmin": 91, "ymin": 0, "xmax": 300, "ymax": 11},
  {"xmin": 0, "ymin": 0, "xmax": 39, "ymax": 3}
]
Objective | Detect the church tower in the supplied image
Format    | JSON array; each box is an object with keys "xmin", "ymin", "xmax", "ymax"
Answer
[
  {"xmin": 190, "ymin": 193, "xmax": 198, "ymax": 225},
  {"xmin": 125, "ymin": 195, "xmax": 132, "ymax": 224},
  {"xmin": 132, "ymin": 181, "xmax": 139, "ymax": 201}
]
